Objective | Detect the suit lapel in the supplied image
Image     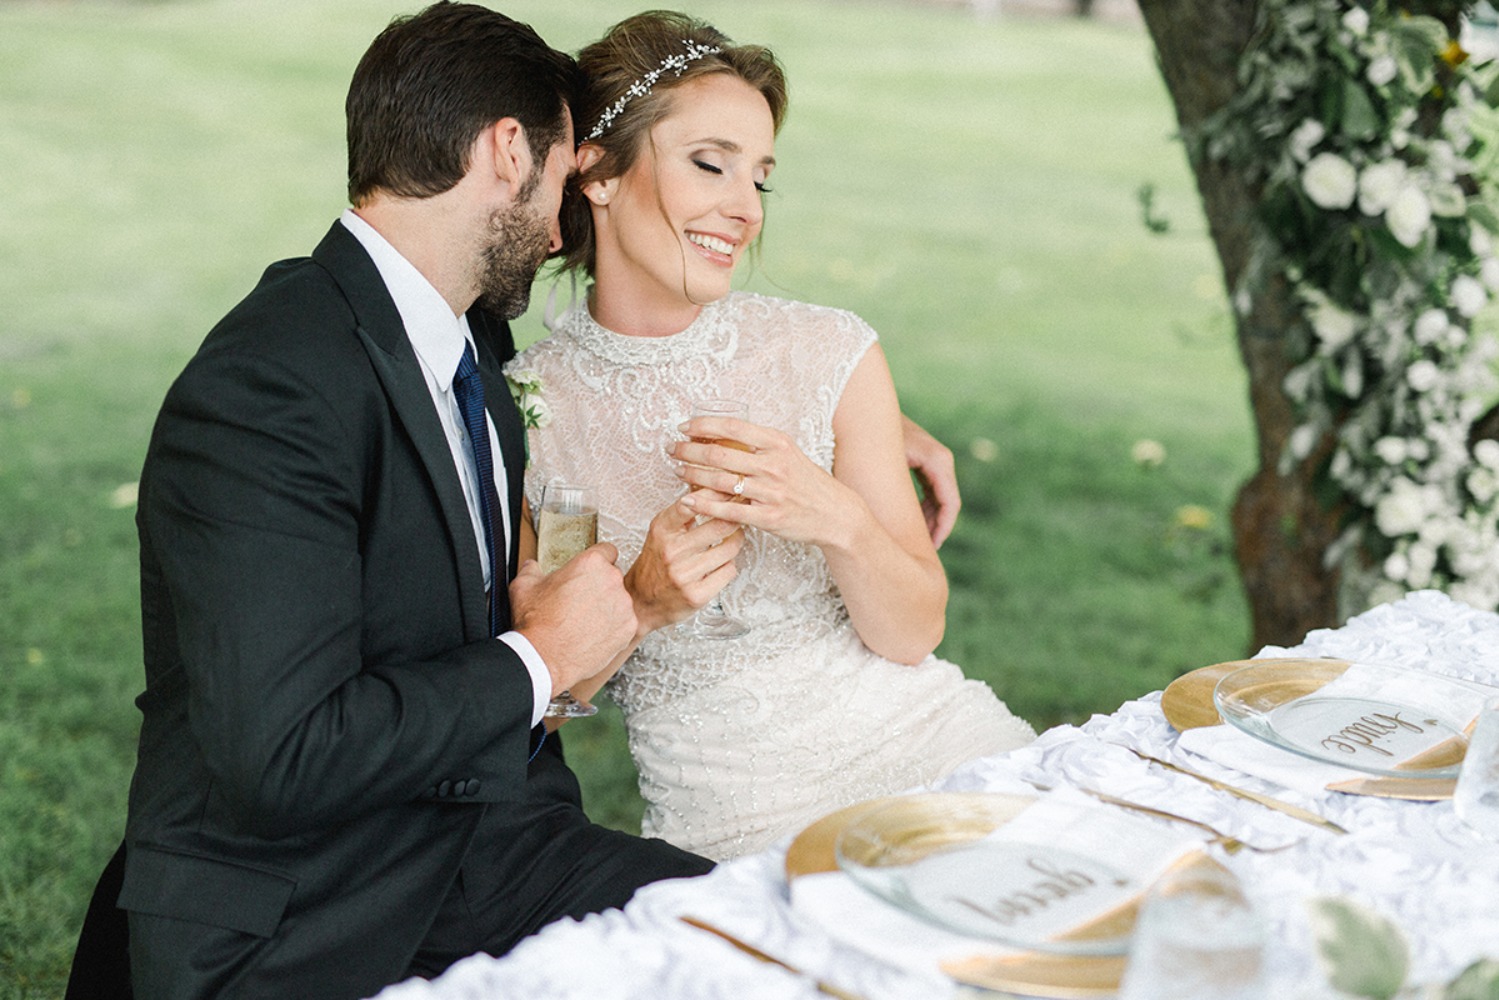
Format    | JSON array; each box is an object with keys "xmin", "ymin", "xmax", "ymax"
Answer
[{"xmin": 310, "ymin": 223, "xmax": 491, "ymax": 641}]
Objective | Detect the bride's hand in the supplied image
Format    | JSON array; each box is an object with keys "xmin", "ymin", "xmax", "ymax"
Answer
[
  {"xmin": 624, "ymin": 491, "xmax": 744, "ymax": 633},
  {"xmin": 673, "ymin": 415, "xmax": 856, "ymax": 549}
]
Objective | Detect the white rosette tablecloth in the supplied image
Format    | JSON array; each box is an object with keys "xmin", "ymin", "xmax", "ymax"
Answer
[{"xmin": 372, "ymin": 591, "xmax": 1499, "ymax": 999}]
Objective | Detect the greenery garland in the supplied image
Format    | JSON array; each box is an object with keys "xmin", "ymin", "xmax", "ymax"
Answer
[{"xmin": 1200, "ymin": 0, "xmax": 1499, "ymax": 612}]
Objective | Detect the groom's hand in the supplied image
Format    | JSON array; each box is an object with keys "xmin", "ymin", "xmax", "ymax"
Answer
[
  {"xmin": 509, "ymin": 544, "xmax": 637, "ymax": 696},
  {"xmin": 902, "ymin": 414, "xmax": 961, "ymax": 548}
]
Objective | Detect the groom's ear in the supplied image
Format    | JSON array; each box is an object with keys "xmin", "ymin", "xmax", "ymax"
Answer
[{"xmin": 482, "ymin": 118, "xmax": 532, "ymax": 201}]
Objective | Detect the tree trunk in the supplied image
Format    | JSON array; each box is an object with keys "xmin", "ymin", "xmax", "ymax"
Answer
[{"xmin": 1136, "ymin": 0, "xmax": 1346, "ymax": 651}]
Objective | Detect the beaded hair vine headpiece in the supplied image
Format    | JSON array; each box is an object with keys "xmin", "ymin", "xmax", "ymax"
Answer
[{"xmin": 582, "ymin": 38, "xmax": 723, "ymax": 143}]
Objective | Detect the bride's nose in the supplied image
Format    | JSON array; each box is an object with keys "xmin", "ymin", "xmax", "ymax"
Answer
[{"xmin": 723, "ymin": 176, "xmax": 763, "ymax": 229}]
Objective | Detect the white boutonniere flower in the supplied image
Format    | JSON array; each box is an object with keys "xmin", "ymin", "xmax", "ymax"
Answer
[{"xmin": 505, "ymin": 369, "xmax": 552, "ymax": 430}]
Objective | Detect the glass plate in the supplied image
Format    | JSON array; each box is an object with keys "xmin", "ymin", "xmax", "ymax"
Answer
[
  {"xmin": 1212, "ymin": 659, "xmax": 1488, "ymax": 779},
  {"xmin": 834, "ymin": 796, "xmax": 1137, "ymax": 956}
]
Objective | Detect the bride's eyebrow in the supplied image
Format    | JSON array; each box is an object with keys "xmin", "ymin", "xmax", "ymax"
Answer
[{"xmin": 689, "ymin": 136, "xmax": 777, "ymax": 168}]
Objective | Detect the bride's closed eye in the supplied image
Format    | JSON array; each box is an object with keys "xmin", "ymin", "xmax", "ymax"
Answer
[{"xmin": 692, "ymin": 158, "xmax": 773, "ymax": 194}]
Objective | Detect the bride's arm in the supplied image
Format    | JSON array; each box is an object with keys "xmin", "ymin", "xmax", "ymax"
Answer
[
  {"xmin": 822, "ymin": 346, "xmax": 947, "ymax": 661},
  {"xmin": 676, "ymin": 344, "xmax": 946, "ymax": 664}
]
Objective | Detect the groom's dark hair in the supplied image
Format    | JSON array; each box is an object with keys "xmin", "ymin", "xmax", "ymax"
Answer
[{"xmin": 345, "ymin": 2, "xmax": 579, "ymax": 205}]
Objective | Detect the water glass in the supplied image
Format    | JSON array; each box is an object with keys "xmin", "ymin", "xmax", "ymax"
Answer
[
  {"xmin": 1118, "ymin": 863, "xmax": 1267, "ymax": 1000},
  {"xmin": 1454, "ymin": 696, "xmax": 1499, "ymax": 837}
]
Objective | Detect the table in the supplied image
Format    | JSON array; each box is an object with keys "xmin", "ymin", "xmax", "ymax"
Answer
[{"xmin": 372, "ymin": 590, "xmax": 1499, "ymax": 999}]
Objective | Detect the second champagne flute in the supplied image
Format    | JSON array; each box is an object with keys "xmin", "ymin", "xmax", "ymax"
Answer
[
  {"xmin": 682, "ymin": 398, "xmax": 751, "ymax": 640},
  {"xmin": 536, "ymin": 481, "xmax": 601, "ymax": 718}
]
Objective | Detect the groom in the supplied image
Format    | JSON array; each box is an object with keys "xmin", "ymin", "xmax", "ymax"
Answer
[{"xmin": 113, "ymin": 5, "xmax": 714, "ymax": 998}]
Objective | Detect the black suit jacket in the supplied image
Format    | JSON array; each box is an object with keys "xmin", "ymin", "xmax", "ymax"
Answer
[{"xmin": 120, "ymin": 222, "xmax": 573, "ymax": 997}]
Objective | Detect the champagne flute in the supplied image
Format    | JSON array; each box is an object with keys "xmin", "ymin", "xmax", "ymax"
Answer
[
  {"xmin": 536, "ymin": 482, "xmax": 601, "ymax": 719},
  {"xmin": 682, "ymin": 398, "xmax": 751, "ymax": 640}
]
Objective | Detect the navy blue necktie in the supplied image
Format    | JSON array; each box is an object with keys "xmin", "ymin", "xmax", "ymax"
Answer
[{"xmin": 453, "ymin": 343, "xmax": 502, "ymax": 637}]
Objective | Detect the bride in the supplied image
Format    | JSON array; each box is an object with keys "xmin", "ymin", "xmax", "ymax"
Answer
[{"xmin": 508, "ymin": 10, "xmax": 1035, "ymax": 860}]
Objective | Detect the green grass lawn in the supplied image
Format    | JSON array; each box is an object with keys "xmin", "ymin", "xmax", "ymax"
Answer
[{"xmin": 0, "ymin": 0, "xmax": 1249, "ymax": 994}]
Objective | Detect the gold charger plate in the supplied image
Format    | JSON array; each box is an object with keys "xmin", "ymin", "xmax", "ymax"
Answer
[
  {"xmin": 1160, "ymin": 658, "xmax": 1350, "ymax": 732},
  {"xmin": 784, "ymin": 793, "xmax": 1222, "ymax": 999}
]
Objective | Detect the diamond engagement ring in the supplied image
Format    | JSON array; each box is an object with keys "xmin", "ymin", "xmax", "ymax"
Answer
[{"xmin": 732, "ymin": 474, "xmax": 746, "ymax": 496}]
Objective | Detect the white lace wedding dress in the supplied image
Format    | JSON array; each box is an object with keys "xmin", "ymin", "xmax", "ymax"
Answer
[{"xmin": 508, "ymin": 291, "xmax": 1036, "ymax": 860}]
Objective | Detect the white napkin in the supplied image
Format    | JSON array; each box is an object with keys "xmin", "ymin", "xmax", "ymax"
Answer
[
  {"xmin": 1178, "ymin": 660, "xmax": 1488, "ymax": 795},
  {"xmin": 1176, "ymin": 724, "xmax": 1365, "ymax": 796},
  {"xmin": 790, "ymin": 788, "xmax": 1204, "ymax": 980}
]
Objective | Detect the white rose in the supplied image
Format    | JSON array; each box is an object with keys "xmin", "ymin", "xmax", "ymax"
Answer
[
  {"xmin": 1468, "ymin": 466, "xmax": 1499, "ymax": 503},
  {"xmin": 1482, "ymin": 258, "xmax": 1499, "ymax": 291},
  {"xmin": 1387, "ymin": 184, "xmax": 1432, "ymax": 248},
  {"xmin": 1472, "ymin": 225, "xmax": 1494, "ymax": 257},
  {"xmin": 1290, "ymin": 119, "xmax": 1326, "ymax": 162},
  {"xmin": 1453, "ymin": 273, "xmax": 1488, "ymax": 317},
  {"xmin": 1407, "ymin": 359, "xmax": 1441, "ymax": 392},
  {"xmin": 1475, "ymin": 438, "xmax": 1499, "ymax": 469},
  {"xmin": 1302, "ymin": 153, "xmax": 1358, "ymax": 210},
  {"xmin": 1343, "ymin": 7, "xmax": 1370, "ymax": 35},
  {"xmin": 1368, "ymin": 54, "xmax": 1398, "ymax": 87},
  {"xmin": 1290, "ymin": 423, "xmax": 1319, "ymax": 461},
  {"xmin": 1358, "ymin": 160, "xmax": 1406, "ymax": 215},
  {"xmin": 1375, "ymin": 478, "xmax": 1433, "ymax": 537},
  {"xmin": 1428, "ymin": 140, "xmax": 1458, "ymax": 179},
  {"xmin": 1407, "ymin": 542, "xmax": 1438, "ymax": 588},
  {"xmin": 1414, "ymin": 308, "xmax": 1449, "ymax": 345},
  {"xmin": 1309, "ymin": 299, "xmax": 1358, "ymax": 350},
  {"xmin": 1374, "ymin": 437, "xmax": 1410, "ymax": 465},
  {"xmin": 1444, "ymin": 107, "xmax": 1472, "ymax": 150}
]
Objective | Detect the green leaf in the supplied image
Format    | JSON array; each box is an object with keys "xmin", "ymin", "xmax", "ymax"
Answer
[
  {"xmin": 1471, "ymin": 203, "xmax": 1499, "ymax": 236},
  {"xmin": 1389, "ymin": 17, "xmax": 1447, "ymax": 94},
  {"xmin": 1342, "ymin": 79, "xmax": 1381, "ymax": 140},
  {"xmin": 1393, "ymin": 15, "xmax": 1451, "ymax": 55},
  {"xmin": 1307, "ymin": 896, "xmax": 1409, "ymax": 1000},
  {"xmin": 1430, "ymin": 184, "xmax": 1468, "ymax": 218},
  {"xmin": 1444, "ymin": 959, "xmax": 1499, "ymax": 1000}
]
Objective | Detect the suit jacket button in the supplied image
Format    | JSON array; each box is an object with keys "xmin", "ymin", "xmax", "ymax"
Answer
[
  {"xmin": 426, "ymin": 786, "xmax": 438, "ymax": 798},
  {"xmin": 465, "ymin": 779, "xmax": 481, "ymax": 796},
  {"xmin": 438, "ymin": 780, "xmax": 452, "ymax": 797}
]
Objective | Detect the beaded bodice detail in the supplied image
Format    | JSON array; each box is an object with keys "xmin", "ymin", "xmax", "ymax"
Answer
[{"xmin": 509, "ymin": 292, "xmax": 876, "ymax": 717}]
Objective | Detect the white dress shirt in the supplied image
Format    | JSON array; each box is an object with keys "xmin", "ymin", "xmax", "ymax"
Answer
[{"xmin": 341, "ymin": 210, "xmax": 551, "ymax": 727}]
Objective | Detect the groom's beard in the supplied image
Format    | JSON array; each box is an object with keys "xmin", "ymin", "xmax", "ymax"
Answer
[{"xmin": 477, "ymin": 189, "xmax": 551, "ymax": 321}]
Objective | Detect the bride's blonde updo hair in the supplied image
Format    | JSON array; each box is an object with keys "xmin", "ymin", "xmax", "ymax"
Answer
[{"xmin": 558, "ymin": 10, "xmax": 789, "ymax": 276}]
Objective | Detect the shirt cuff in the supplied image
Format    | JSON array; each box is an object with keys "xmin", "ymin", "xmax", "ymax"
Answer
[{"xmin": 499, "ymin": 631, "xmax": 551, "ymax": 728}]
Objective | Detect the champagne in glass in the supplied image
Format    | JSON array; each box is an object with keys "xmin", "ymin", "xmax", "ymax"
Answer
[
  {"xmin": 536, "ymin": 482, "xmax": 601, "ymax": 718},
  {"xmin": 683, "ymin": 399, "xmax": 751, "ymax": 640}
]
